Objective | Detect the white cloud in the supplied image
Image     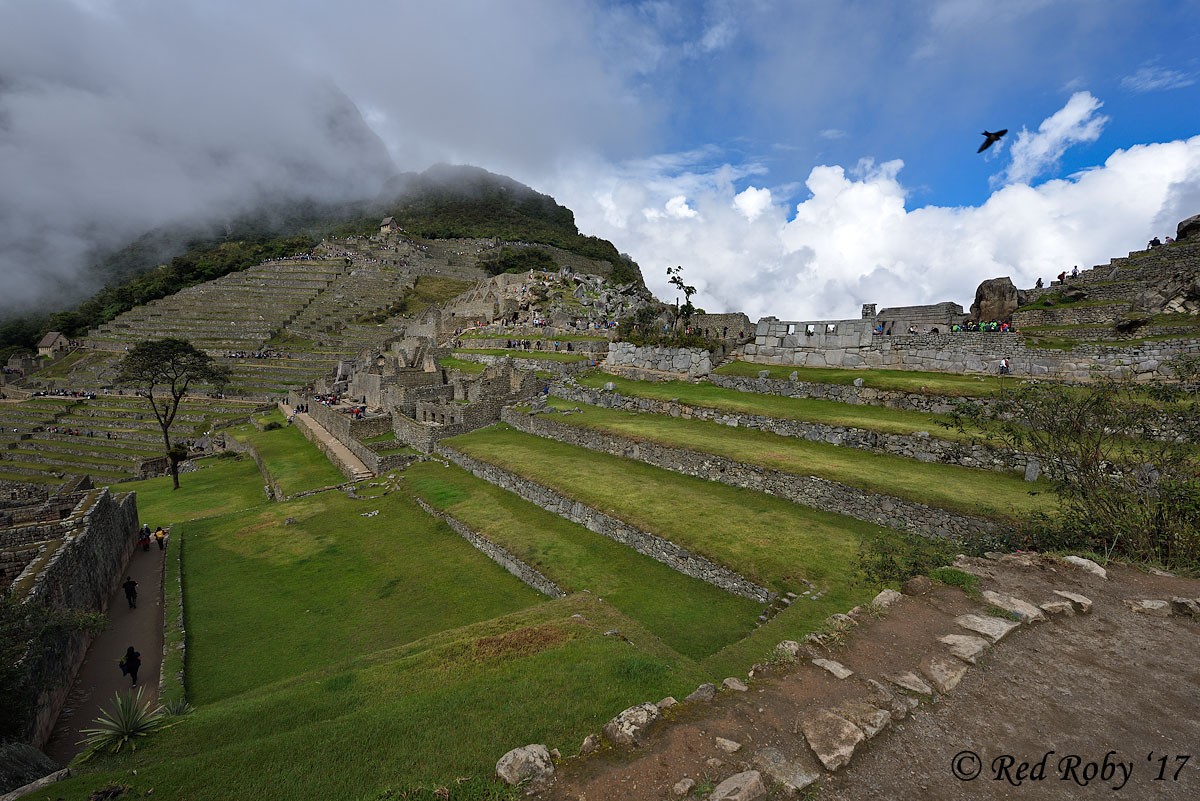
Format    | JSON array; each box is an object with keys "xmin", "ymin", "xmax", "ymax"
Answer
[
  {"xmin": 733, "ymin": 186, "xmax": 772, "ymax": 220},
  {"xmin": 1121, "ymin": 64, "xmax": 1196, "ymax": 93},
  {"xmin": 819, "ymin": 128, "xmax": 847, "ymax": 140},
  {"xmin": 995, "ymin": 91, "xmax": 1109, "ymax": 187},
  {"xmin": 549, "ymin": 135, "xmax": 1200, "ymax": 323}
]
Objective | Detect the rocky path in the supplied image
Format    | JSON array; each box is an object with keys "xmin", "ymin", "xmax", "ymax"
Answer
[
  {"xmin": 42, "ymin": 541, "xmax": 166, "ymax": 765},
  {"xmin": 279, "ymin": 403, "xmax": 372, "ymax": 480},
  {"xmin": 532, "ymin": 555, "xmax": 1199, "ymax": 801}
]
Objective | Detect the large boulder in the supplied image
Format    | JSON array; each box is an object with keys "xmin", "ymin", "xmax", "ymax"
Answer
[
  {"xmin": 970, "ymin": 277, "xmax": 1020, "ymax": 322},
  {"xmin": 602, "ymin": 702, "xmax": 661, "ymax": 747},
  {"xmin": 495, "ymin": 744, "xmax": 554, "ymax": 793},
  {"xmin": 1178, "ymin": 213, "xmax": 1200, "ymax": 242}
]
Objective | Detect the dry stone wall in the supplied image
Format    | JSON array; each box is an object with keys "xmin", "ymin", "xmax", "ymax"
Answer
[
  {"xmin": 740, "ymin": 331, "xmax": 1200, "ymax": 380},
  {"xmin": 706, "ymin": 373, "xmax": 976, "ymax": 414},
  {"xmin": 548, "ymin": 382, "xmax": 1027, "ymax": 474},
  {"xmin": 413, "ymin": 497, "xmax": 563, "ymax": 598},
  {"xmin": 501, "ymin": 408, "xmax": 998, "ymax": 542},
  {"xmin": 605, "ymin": 343, "xmax": 715, "ymax": 379},
  {"xmin": 434, "ymin": 442, "xmax": 773, "ymax": 602}
]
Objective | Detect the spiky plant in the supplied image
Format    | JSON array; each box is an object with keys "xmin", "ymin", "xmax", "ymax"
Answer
[
  {"xmin": 77, "ymin": 688, "xmax": 171, "ymax": 760},
  {"xmin": 161, "ymin": 697, "xmax": 195, "ymax": 717}
]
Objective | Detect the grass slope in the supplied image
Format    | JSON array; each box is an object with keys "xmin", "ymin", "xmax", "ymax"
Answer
[
  {"xmin": 55, "ymin": 596, "xmax": 706, "ymax": 801},
  {"xmin": 179, "ymin": 488, "xmax": 545, "ymax": 703},
  {"xmin": 405, "ymin": 460, "xmax": 759, "ymax": 659},
  {"xmin": 714, "ymin": 360, "xmax": 1017, "ymax": 396},
  {"xmin": 228, "ymin": 411, "xmax": 346, "ymax": 495}
]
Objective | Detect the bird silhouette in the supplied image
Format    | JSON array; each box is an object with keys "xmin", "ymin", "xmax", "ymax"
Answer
[{"xmin": 977, "ymin": 129, "xmax": 1008, "ymax": 153}]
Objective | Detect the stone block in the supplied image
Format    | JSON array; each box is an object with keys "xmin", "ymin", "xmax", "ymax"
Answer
[
  {"xmin": 1123, "ymin": 599, "xmax": 1171, "ymax": 617},
  {"xmin": 812, "ymin": 658, "xmax": 854, "ymax": 679},
  {"xmin": 753, "ymin": 746, "xmax": 821, "ymax": 793},
  {"xmin": 800, "ymin": 710, "xmax": 864, "ymax": 771},
  {"xmin": 602, "ymin": 702, "xmax": 660, "ymax": 747},
  {"xmin": 938, "ymin": 633, "xmax": 990, "ymax": 664},
  {"xmin": 981, "ymin": 590, "xmax": 1047, "ymax": 622},
  {"xmin": 710, "ymin": 770, "xmax": 767, "ymax": 801},
  {"xmin": 954, "ymin": 613, "xmax": 1020, "ymax": 642},
  {"xmin": 920, "ymin": 655, "xmax": 969, "ymax": 694}
]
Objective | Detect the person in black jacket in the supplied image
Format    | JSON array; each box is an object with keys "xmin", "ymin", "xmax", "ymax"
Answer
[
  {"xmin": 120, "ymin": 646, "xmax": 142, "ymax": 687},
  {"xmin": 122, "ymin": 576, "xmax": 138, "ymax": 609}
]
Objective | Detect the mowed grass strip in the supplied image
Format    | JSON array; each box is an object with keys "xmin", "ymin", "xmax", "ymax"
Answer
[
  {"xmin": 180, "ymin": 488, "xmax": 545, "ymax": 703},
  {"xmin": 405, "ymin": 460, "xmax": 760, "ymax": 659},
  {"xmin": 437, "ymin": 356, "xmax": 486, "ymax": 373},
  {"xmin": 714, "ymin": 360, "xmax": 1019, "ymax": 396},
  {"xmin": 445, "ymin": 424, "xmax": 882, "ymax": 598},
  {"xmin": 228, "ymin": 411, "xmax": 346, "ymax": 495},
  {"xmin": 54, "ymin": 596, "xmax": 708, "ymax": 801},
  {"xmin": 542, "ymin": 398, "xmax": 1054, "ymax": 520},
  {"xmin": 577, "ymin": 373, "xmax": 991, "ymax": 442}
]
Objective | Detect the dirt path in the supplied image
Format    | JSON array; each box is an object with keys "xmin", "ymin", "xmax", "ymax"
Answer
[
  {"xmin": 544, "ymin": 557, "xmax": 1199, "ymax": 801},
  {"xmin": 42, "ymin": 541, "xmax": 166, "ymax": 765}
]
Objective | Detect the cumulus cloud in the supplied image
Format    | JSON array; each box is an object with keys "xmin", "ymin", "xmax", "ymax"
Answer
[
  {"xmin": 994, "ymin": 91, "xmax": 1109, "ymax": 187},
  {"xmin": 1121, "ymin": 64, "xmax": 1196, "ymax": 93},
  {"xmin": 549, "ymin": 135, "xmax": 1200, "ymax": 321}
]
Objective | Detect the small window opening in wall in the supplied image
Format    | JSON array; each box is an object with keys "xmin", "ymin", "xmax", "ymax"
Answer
[
  {"xmin": 825, "ymin": 323, "xmax": 837, "ymax": 334},
  {"xmin": 787, "ymin": 324, "xmax": 796, "ymax": 335},
  {"xmin": 805, "ymin": 324, "xmax": 816, "ymax": 336}
]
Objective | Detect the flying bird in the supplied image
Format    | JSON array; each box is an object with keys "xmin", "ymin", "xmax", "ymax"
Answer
[{"xmin": 977, "ymin": 129, "xmax": 1008, "ymax": 153}]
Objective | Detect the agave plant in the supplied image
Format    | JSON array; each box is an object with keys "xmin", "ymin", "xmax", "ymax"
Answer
[
  {"xmin": 77, "ymin": 688, "xmax": 174, "ymax": 760},
  {"xmin": 161, "ymin": 696, "xmax": 195, "ymax": 717}
]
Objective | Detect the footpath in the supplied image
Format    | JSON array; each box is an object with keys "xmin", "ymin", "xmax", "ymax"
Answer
[
  {"xmin": 42, "ymin": 539, "xmax": 166, "ymax": 766},
  {"xmin": 279, "ymin": 402, "xmax": 372, "ymax": 481}
]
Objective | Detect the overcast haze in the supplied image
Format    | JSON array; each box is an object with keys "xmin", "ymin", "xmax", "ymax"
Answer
[{"xmin": 2, "ymin": 0, "xmax": 1198, "ymax": 319}]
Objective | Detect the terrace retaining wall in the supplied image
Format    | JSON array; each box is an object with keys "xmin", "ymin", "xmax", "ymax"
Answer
[
  {"xmin": 19, "ymin": 489, "xmax": 138, "ymax": 746},
  {"xmin": 706, "ymin": 373, "xmax": 982, "ymax": 414},
  {"xmin": 434, "ymin": 443, "xmax": 773, "ymax": 602},
  {"xmin": 501, "ymin": 408, "xmax": 999, "ymax": 542},
  {"xmin": 413, "ymin": 497, "xmax": 563, "ymax": 598},
  {"xmin": 549, "ymin": 382, "xmax": 1028, "ymax": 474},
  {"xmin": 605, "ymin": 343, "xmax": 715, "ymax": 379}
]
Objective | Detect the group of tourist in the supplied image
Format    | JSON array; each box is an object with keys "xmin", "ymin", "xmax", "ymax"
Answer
[
  {"xmin": 31, "ymin": 389, "xmax": 97, "ymax": 399},
  {"xmin": 117, "ymin": 523, "xmax": 171, "ymax": 689},
  {"xmin": 222, "ymin": 349, "xmax": 293, "ymax": 360},
  {"xmin": 1148, "ymin": 236, "xmax": 1175, "ymax": 248},
  {"xmin": 952, "ymin": 321, "xmax": 1014, "ymax": 333}
]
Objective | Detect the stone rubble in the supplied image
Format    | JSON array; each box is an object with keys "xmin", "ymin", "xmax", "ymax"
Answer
[{"xmin": 812, "ymin": 658, "xmax": 855, "ymax": 679}]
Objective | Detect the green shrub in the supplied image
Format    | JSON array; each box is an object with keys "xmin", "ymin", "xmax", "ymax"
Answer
[
  {"xmin": 263, "ymin": 421, "xmax": 283, "ymax": 431},
  {"xmin": 855, "ymin": 529, "xmax": 959, "ymax": 587},
  {"xmin": 161, "ymin": 697, "xmax": 195, "ymax": 717}
]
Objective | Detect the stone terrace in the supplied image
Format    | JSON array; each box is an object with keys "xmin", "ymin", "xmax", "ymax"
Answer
[{"xmin": 0, "ymin": 395, "xmax": 262, "ymax": 485}]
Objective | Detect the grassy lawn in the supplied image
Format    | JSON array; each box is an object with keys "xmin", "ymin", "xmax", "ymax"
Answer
[
  {"xmin": 713, "ymin": 360, "xmax": 1019, "ymax": 396},
  {"xmin": 405, "ymin": 460, "xmax": 760, "ymax": 660},
  {"xmin": 117, "ymin": 455, "xmax": 270, "ymax": 525},
  {"xmin": 577, "ymin": 373, "xmax": 991, "ymax": 442},
  {"xmin": 459, "ymin": 332, "xmax": 609, "ymax": 342},
  {"xmin": 455, "ymin": 348, "xmax": 592, "ymax": 363},
  {"xmin": 229, "ymin": 411, "xmax": 346, "ymax": 495},
  {"xmin": 53, "ymin": 595, "xmax": 709, "ymax": 801},
  {"xmin": 539, "ymin": 398, "xmax": 1052, "ymax": 520},
  {"xmin": 437, "ymin": 356, "xmax": 486, "ymax": 373},
  {"xmin": 179, "ymin": 488, "xmax": 545, "ymax": 703},
  {"xmin": 445, "ymin": 425, "xmax": 884, "ymax": 604}
]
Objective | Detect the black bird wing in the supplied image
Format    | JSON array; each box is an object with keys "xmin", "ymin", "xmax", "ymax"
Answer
[{"xmin": 977, "ymin": 138, "xmax": 993, "ymax": 153}]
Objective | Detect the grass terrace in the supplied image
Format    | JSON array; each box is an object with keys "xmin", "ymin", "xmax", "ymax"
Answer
[
  {"xmin": 437, "ymin": 357, "xmax": 486, "ymax": 373},
  {"xmin": 458, "ymin": 332, "xmax": 610, "ymax": 342},
  {"xmin": 714, "ymin": 360, "xmax": 1018, "ymax": 396},
  {"xmin": 118, "ymin": 454, "xmax": 271, "ymax": 525},
  {"xmin": 445, "ymin": 424, "xmax": 883, "ymax": 603},
  {"xmin": 227, "ymin": 410, "xmax": 346, "ymax": 495},
  {"xmin": 576, "ymin": 373, "xmax": 992, "ymax": 442},
  {"xmin": 405, "ymin": 460, "xmax": 760, "ymax": 660}
]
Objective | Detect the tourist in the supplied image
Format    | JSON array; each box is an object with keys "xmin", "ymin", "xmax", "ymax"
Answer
[
  {"xmin": 1035, "ymin": 277, "xmax": 1043, "ymax": 288},
  {"xmin": 155, "ymin": 528, "xmax": 167, "ymax": 550},
  {"xmin": 999, "ymin": 357, "xmax": 1011, "ymax": 375},
  {"xmin": 1057, "ymin": 271, "xmax": 1066, "ymax": 282},
  {"xmin": 1071, "ymin": 266, "xmax": 1079, "ymax": 278},
  {"xmin": 1149, "ymin": 237, "xmax": 1162, "ymax": 248},
  {"xmin": 123, "ymin": 576, "xmax": 138, "ymax": 609},
  {"xmin": 120, "ymin": 646, "xmax": 142, "ymax": 688},
  {"xmin": 138, "ymin": 529, "xmax": 151, "ymax": 552}
]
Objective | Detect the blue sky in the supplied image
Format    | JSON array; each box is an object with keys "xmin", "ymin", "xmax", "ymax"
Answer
[{"xmin": 1, "ymin": 0, "xmax": 1198, "ymax": 318}]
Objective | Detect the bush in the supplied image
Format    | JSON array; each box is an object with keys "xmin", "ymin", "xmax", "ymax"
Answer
[
  {"xmin": 161, "ymin": 697, "xmax": 194, "ymax": 717},
  {"xmin": 855, "ymin": 529, "xmax": 959, "ymax": 587},
  {"xmin": 929, "ymin": 567, "xmax": 981, "ymax": 598},
  {"xmin": 263, "ymin": 421, "xmax": 283, "ymax": 431}
]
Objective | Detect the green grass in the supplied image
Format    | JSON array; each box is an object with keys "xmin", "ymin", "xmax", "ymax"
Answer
[
  {"xmin": 405, "ymin": 460, "xmax": 760, "ymax": 659},
  {"xmin": 53, "ymin": 595, "xmax": 708, "ymax": 801},
  {"xmin": 117, "ymin": 455, "xmax": 270, "ymax": 526},
  {"xmin": 577, "ymin": 373, "xmax": 991, "ymax": 442},
  {"xmin": 445, "ymin": 424, "xmax": 883, "ymax": 601},
  {"xmin": 229, "ymin": 412, "xmax": 346, "ymax": 495},
  {"xmin": 539, "ymin": 398, "xmax": 1053, "ymax": 520},
  {"xmin": 713, "ymin": 361, "xmax": 1020, "ymax": 396},
  {"xmin": 359, "ymin": 431, "xmax": 397, "ymax": 444},
  {"xmin": 454, "ymin": 348, "xmax": 591, "ymax": 363},
  {"xmin": 437, "ymin": 357, "xmax": 486, "ymax": 374},
  {"xmin": 178, "ymin": 489, "xmax": 545, "ymax": 703}
]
